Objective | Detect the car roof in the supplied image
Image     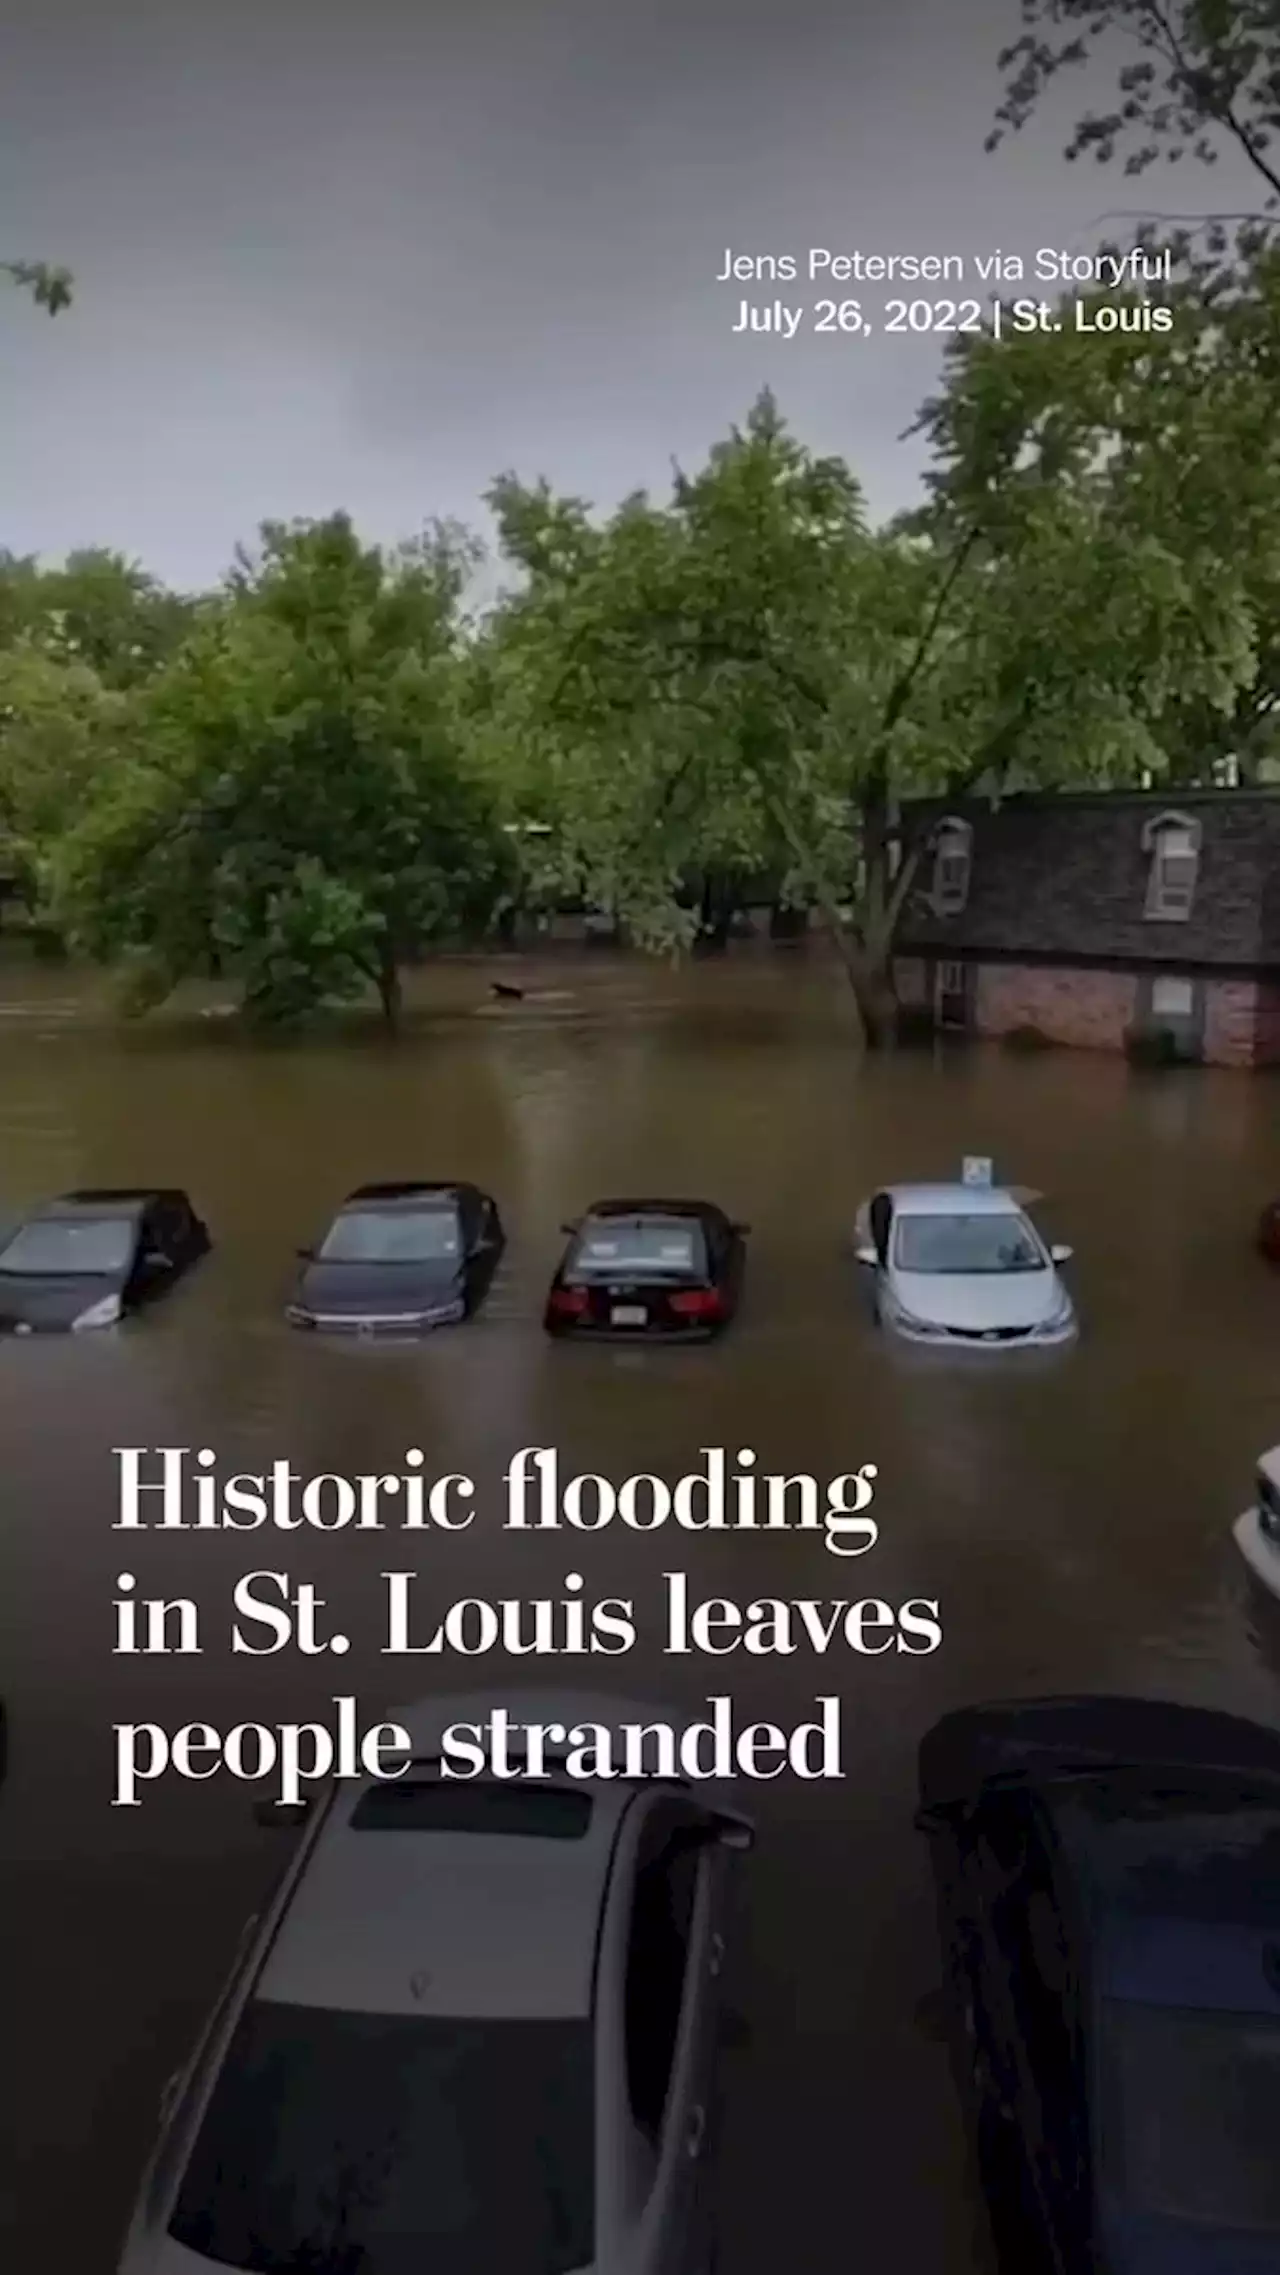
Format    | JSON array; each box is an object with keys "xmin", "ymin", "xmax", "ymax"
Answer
[
  {"xmin": 257, "ymin": 1692, "xmax": 693, "ymax": 2024},
  {"xmin": 341, "ymin": 1181, "xmax": 474, "ymax": 1211},
  {"xmin": 884, "ymin": 1182, "xmax": 1023, "ymax": 1215},
  {"xmin": 1048, "ymin": 1785, "xmax": 1280, "ymax": 1927},
  {"xmin": 35, "ymin": 1188, "xmax": 158, "ymax": 1219},
  {"xmin": 582, "ymin": 1197, "xmax": 723, "ymax": 1222},
  {"xmin": 920, "ymin": 1695, "xmax": 1280, "ymax": 1807}
]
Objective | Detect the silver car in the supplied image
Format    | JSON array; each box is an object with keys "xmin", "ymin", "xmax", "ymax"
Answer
[
  {"xmin": 118, "ymin": 1691, "xmax": 755, "ymax": 2275},
  {"xmin": 855, "ymin": 1180, "xmax": 1076, "ymax": 1347}
]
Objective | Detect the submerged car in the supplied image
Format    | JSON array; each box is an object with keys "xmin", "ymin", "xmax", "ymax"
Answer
[
  {"xmin": 0, "ymin": 1188, "xmax": 210, "ymax": 1334},
  {"xmin": 855, "ymin": 1176, "xmax": 1075, "ymax": 1347},
  {"xmin": 118, "ymin": 1690, "xmax": 755, "ymax": 2275},
  {"xmin": 286, "ymin": 1180, "xmax": 505, "ymax": 1334},
  {"xmin": 917, "ymin": 1694, "xmax": 1280, "ymax": 2275},
  {"xmin": 544, "ymin": 1198, "xmax": 747, "ymax": 1340},
  {"xmin": 1235, "ymin": 1445, "xmax": 1280, "ymax": 1603}
]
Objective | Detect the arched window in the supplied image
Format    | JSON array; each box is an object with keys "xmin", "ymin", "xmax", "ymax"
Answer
[
  {"xmin": 1142, "ymin": 810, "xmax": 1201, "ymax": 922},
  {"xmin": 930, "ymin": 816, "xmax": 972, "ymax": 915}
]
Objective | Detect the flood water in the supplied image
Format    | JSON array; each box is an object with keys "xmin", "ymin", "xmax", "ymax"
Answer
[{"xmin": 2, "ymin": 949, "xmax": 1278, "ymax": 2272}]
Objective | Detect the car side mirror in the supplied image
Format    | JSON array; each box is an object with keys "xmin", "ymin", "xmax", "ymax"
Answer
[
  {"xmin": 1050, "ymin": 1243, "xmax": 1073, "ymax": 1264},
  {"xmin": 855, "ymin": 1244, "xmax": 878, "ymax": 1267},
  {"xmin": 560, "ymin": 1220, "xmax": 579, "ymax": 1235},
  {"xmin": 144, "ymin": 1249, "xmax": 173, "ymax": 1268},
  {"xmin": 711, "ymin": 1813, "xmax": 755, "ymax": 1853},
  {"xmin": 253, "ymin": 1797, "xmax": 312, "ymax": 1828},
  {"xmin": 732, "ymin": 1221, "xmax": 752, "ymax": 1236},
  {"xmin": 295, "ymin": 1245, "xmax": 313, "ymax": 1261}
]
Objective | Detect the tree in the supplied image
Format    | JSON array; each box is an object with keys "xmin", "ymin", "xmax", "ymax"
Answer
[
  {"xmin": 0, "ymin": 550, "xmax": 196, "ymax": 687},
  {"xmin": 913, "ymin": 229, "xmax": 1279, "ymax": 782},
  {"xmin": 54, "ymin": 514, "xmax": 513, "ymax": 1025},
  {"xmin": 989, "ymin": 2, "xmax": 1280, "ymax": 265},
  {"xmin": 478, "ymin": 390, "xmax": 1252, "ymax": 1039},
  {"xmin": 2, "ymin": 261, "xmax": 73, "ymax": 314},
  {"xmin": 0, "ymin": 647, "xmax": 129, "ymax": 918}
]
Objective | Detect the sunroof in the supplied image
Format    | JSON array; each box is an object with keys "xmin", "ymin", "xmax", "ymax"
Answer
[{"xmin": 350, "ymin": 1782, "xmax": 593, "ymax": 1837}]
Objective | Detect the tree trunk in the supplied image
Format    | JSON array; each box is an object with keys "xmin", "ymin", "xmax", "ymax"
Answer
[{"xmin": 376, "ymin": 939, "xmax": 403, "ymax": 1029}]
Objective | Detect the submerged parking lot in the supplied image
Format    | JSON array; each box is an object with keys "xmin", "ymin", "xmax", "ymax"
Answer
[{"xmin": 2, "ymin": 950, "xmax": 1279, "ymax": 2273}]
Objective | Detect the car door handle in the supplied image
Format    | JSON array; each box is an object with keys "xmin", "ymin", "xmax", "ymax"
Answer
[
  {"xmin": 685, "ymin": 2105, "xmax": 707, "ymax": 2160},
  {"xmin": 709, "ymin": 1932, "xmax": 725, "ymax": 1978}
]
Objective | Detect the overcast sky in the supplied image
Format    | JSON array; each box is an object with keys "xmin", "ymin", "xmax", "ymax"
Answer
[{"xmin": 0, "ymin": 0, "xmax": 1216, "ymax": 589}]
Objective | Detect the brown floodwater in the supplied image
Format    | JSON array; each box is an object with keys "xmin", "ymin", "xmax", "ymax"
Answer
[{"xmin": 1, "ymin": 949, "xmax": 1278, "ymax": 2272}]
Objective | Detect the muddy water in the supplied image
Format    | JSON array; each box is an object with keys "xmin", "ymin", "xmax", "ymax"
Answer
[{"xmin": 1, "ymin": 951, "xmax": 1278, "ymax": 2271}]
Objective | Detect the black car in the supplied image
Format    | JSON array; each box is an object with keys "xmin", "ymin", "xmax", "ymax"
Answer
[
  {"xmin": 917, "ymin": 1694, "xmax": 1280, "ymax": 2275},
  {"xmin": 286, "ymin": 1181, "xmax": 505, "ymax": 1334},
  {"xmin": 0, "ymin": 1187, "xmax": 210, "ymax": 1334},
  {"xmin": 544, "ymin": 1198, "xmax": 747, "ymax": 1340}
]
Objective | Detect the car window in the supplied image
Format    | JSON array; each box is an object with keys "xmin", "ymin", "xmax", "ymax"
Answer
[
  {"xmin": 165, "ymin": 1195, "xmax": 194, "ymax": 1245},
  {"xmin": 318, "ymin": 1207, "xmax": 463, "ymax": 1264},
  {"xmin": 0, "ymin": 1215, "xmax": 135, "ymax": 1276},
  {"xmin": 143, "ymin": 1205, "xmax": 175, "ymax": 1259},
  {"xmin": 1100, "ymin": 2001, "xmax": 1280, "ymax": 2231},
  {"xmin": 572, "ymin": 1220, "xmax": 706, "ymax": 1279},
  {"xmin": 169, "ymin": 2000, "xmax": 594, "ymax": 2275},
  {"xmin": 623, "ymin": 1820, "xmax": 702, "ymax": 2142},
  {"xmin": 893, "ymin": 1211, "xmax": 1046, "ymax": 1275},
  {"xmin": 350, "ymin": 1782, "xmax": 592, "ymax": 1837}
]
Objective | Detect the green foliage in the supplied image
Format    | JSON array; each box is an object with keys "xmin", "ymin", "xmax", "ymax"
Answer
[
  {"xmin": 475, "ymin": 392, "xmax": 876, "ymax": 955},
  {"xmin": 0, "ymin": 549, "xmax": 196, "ymax": 688},
  {"xmin": 2, "ymin": 261, "xmax": 73, "ymax": 314},
  {"xmin": 473, "ymin": 385, "xmax": 1258, "ymax": 1033},
  {"xmin": 990, "ymin": 1, "xmax": 1280, "ymax": 212},
  {"xmin": 0, "ymin": 646, "xmax": 129, "ymax": 913},
  {"xmin": 914, "ymin": 241, "xmax": 1280, "ymax": 776},
  {"xmin": 53, "ymin": 515, "xmax": 512, "ymax": 1023}
]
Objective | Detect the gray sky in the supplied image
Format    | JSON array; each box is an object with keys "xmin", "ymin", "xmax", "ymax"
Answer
[{"xmin": 0, "ymin": 0, "xmax": 1222, "ymax": 589}]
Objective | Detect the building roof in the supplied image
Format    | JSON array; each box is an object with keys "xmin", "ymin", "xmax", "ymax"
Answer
[{"xmin": 896, "ymin": 788, "xmax": 1280, "ymax": 972}]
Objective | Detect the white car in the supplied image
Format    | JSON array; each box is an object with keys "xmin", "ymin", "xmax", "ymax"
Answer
[
  {"xmin": 1234, "ymin": 1448, "xmax": 1280, "ymax": 1600},
  {"xmin": 118, "ymin": 1691, "xmax": 754, "ymax": 2275},
  {"xmin": 855, "ymin": 1179, "xmax": 1076, "ymax": 1347}
]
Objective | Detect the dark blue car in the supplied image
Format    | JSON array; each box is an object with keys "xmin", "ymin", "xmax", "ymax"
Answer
[{"xmin": 917, "ymin": 1695, "xmax": 1280, "ymax": 2274}]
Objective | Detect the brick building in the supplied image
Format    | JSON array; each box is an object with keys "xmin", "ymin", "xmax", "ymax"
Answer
[{"xmin": 892, "ymin": 788, "xmax": 1280, "ymax": 1068}]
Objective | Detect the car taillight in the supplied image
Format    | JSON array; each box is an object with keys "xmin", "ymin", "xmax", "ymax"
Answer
[
  {"xmin": 668, "ymin": 1288, "xmax": 722, "ymax": 1318},
  {"xmin": 548, "ymin": 1287, "xmax": 590, "ymax": 1316}
]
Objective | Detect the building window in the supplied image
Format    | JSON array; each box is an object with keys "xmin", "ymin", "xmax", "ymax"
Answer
[
  {"xmin": 931, "ymin": 818, "xmax": 972, "ymax": 915},
  {"xmin": 1142, "ymin": 811, "xmax": 1201, "ymax": 922},
  {"xmin": 1151, "ymin": 975, "xmax": 1194, "ymax": 1019}
]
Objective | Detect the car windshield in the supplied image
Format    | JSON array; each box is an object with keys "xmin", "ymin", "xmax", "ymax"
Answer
[
  {"xmin": 0, "ymin": 1215, "xmax": 134, "ymax": 1276},
  {"xmin": 169, "ymin": 2000, "xmax": 593, "ymax": 2275},
  {"xmin": 893, "ymin": 1211, "xmax": 1045, "ymax": 1275},
  {"xmin": 351, "ymin": 1782, "xmax": 592, "ymax": 1836},
  {"xmin": 571, "ymin": 1218, "xmax": 705, "ymax": 1278},
  {"xmin": 1100, "ymin": 1999, "xmax": 1280, "ymax": 2231},
  {"xmin": 318, "ymin": 1207, "xmax": 461, "ymax": 1265}
]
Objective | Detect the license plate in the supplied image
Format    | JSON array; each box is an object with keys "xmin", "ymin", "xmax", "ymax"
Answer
[{"xmin": 611, "ymin": 1305, "xmax": 647, "ymax": 1327}]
